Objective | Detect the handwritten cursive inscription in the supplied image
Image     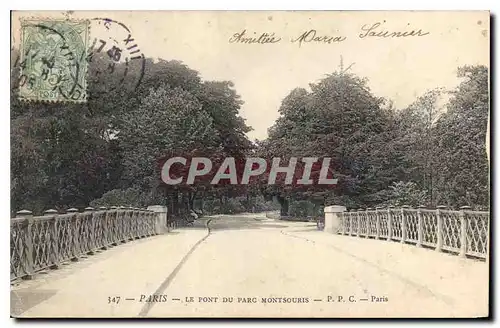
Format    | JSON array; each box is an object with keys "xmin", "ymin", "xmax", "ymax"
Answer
[
  {"xmin": 359, "ymin": 22, "xmax": 430, "ymax": 39},
  {"xmin": 291, "ymin": 29, "xmax": 347, "ymax": 47},
  {"xmin": 228, "ymin": 22, "xmax": 430, "ymax": 46},
  {"xmin": 229, "ymin": 29, "xmax": 281, "ymax": 44}
]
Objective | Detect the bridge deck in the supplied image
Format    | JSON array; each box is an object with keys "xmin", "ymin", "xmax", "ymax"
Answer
[{"xmin": 11, "ymin": 214, "xmax": 489, "ymax": 318}]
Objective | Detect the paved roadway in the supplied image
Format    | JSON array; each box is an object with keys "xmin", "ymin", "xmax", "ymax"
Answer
[{"xmin": 11, "ymin": 213, "xmax": 489, "ymax": 318}]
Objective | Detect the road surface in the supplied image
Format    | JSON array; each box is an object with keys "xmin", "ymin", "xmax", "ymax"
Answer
[{"xmin": 12, "ymin": 213, "xmax": 489, "ymax": 318}]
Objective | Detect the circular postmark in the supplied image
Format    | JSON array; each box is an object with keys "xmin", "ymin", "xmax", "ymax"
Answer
[{"xmin": 87, "ymin": 18, "xmax": 146, "ymax": 93}]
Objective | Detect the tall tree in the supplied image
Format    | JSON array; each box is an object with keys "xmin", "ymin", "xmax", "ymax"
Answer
[
  {"xmin": 11, "ymin": 52, "xmax": 126, "ymax": 213},
  {"xmin": 391, "ymin": 88, "xmax": 445, "ymax": 205},
  {"xmin": 260, "ymin": 71, "xmax": 396, "ymax": 212},
  {"xmin": 118, "ymin": 84, "xmax": 219, "ymax": 214},
  {"xmin": 433, "ymin": 65, "xmax": 489, "ymax": 208}
]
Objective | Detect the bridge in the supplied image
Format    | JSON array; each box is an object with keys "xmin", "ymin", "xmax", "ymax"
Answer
[{"xmin": 10, "ymin": 206, "xmax": 489, "ymax": 318}]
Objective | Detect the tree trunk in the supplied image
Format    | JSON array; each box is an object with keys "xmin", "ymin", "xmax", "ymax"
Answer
[
  {"xmin": 188, "ymin": 191, "xmax": 196, "ymax": 211},
  {"xmin": 277, "ymin": 195, "xmax": 289, "ymax": 217},
  {"xmin": 181, "ymin": 192, "xmax": 189, "ymax": 213},
  {"xmin": 172, "ymin": 190, "xmax": 180, "ymax": 216},
  {"xmin": 167, "ymin": 192, "xmax": 174, "ymax": 220}
]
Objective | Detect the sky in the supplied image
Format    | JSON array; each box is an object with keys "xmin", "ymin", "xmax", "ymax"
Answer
[{"xmin": 12, "ymin": 11, "xmax": 489, "ymax": 140}]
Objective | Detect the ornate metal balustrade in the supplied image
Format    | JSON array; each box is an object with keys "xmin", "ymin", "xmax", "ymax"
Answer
[
  {"xmin": 10, "ymin": 207, "xmax": 163, "ymax": 281},
  {"xmin": 338, "ymin": 206, "xmax": 489, "ymax": 260}
]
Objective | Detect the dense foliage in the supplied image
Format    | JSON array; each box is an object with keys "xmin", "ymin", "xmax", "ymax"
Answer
[
  {"xmin": 11, "ymin": 52, "xmax": 253, "ymax": 217},
  {"xmin": 260, "ymin": 66, "xmax": 489, "ymax": 213},
  {"xmin": 11, "ymin": 46, "xmax": 489, "ymax": 216}
]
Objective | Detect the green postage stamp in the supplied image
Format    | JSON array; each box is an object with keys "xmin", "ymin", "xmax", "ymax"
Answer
[{"xmin": 18, "ymin": 19, "xmax": 90, "ymax": 102}]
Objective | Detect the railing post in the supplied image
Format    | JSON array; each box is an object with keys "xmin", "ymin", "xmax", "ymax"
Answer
[
  {"xmin": 110, "ymin": 206, "xmax": 119, "ymax": 246},
  {"xmin": 357, "ymin": 209, "xmax": 362, "ymax": 237},
  {"xmin": 150, "ymin": 210, "xmax": 157, "ymax": 236},
  {"xmin": 366, "ymin": 208, "xmax": 372, "ymax": 238},
  {"xmin": 141, "ymin": 208, "xmax": 148, "ymax": 237},
  {"xmin": 387, "ymin": 206, "xmax": 393, "ymax": 241},
  {"xmin": 129, "ymin": 208, "xmax": 136, "ymax": 239},
  {"xmin": 16, "ymin": 210, "xmax": 34, "ymax": 279},
  {"xmin": 123, "ymin": 207, "xmax": 129, "ymax": 241},
  {"xmin": 401, "ymin": 205, "xmax": 409, "ymax": 244},
  {"xmin": 347, "ymin": 211, "xmax": 352, "ymax": 235},
  {"xmin": 347, "ymin": 212, "xmax": 351, "ymax": 235},
  {"xmin": 44, "ymin": 209, "xmax": 60, "ymax": 269},
  {"xmin": 125, "ymin": 208, "xmax": 133, "ymax": 240},
  {"xmin": 323, "ymin": 205, "xmax": 346, "ymax": 234},
  {"xmin": 375, "ymin": 207, "xmax": 381, "ymax": 240},
  {"xmin": 147, "ymin": 205, "xmax": 169, "ymax": 234},
  {"xmin": 435, "ymin": 205, "xmax": 446, "ymax": 252},
  {"xmin": 459, "ymin": 206, "xmax": 471, "ymax": 258},
  {"xmin": 101, "ymin": 208, "xmax": 111, "ymax": 249},
  {"xmin": 84, "ymin": 207, "xmax": 95, "ymax": 255},
  {"xmin": 349, "ymin": 210, "xmax": 355, "ymax": 236},
  {"xmin": 124, "ymin": 207, "xmax": 134, "ymax": 241},
  {"xmin": 117, "ymin": 206, "xmax": 128, "ymax": 243},
  {"xmin": 95, "ymin": 207, "xmax": 106, "ymax": 250},
  {"xmin": 417, "ymin": 205, "xmax": 425, "ymax": 248},
  {"xmin": 340, "ymin": 212, "xmax": 345, "ymax": 235},
  {"xmin": 16, "ymin": 209, "xmax": 32, "ymax": 218},
  {"xmin": 66, "ymin": 208, "xmax": 80, "ymax": 261}
]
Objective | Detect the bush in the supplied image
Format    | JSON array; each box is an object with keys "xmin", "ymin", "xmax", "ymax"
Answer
[
  {"xmin": 90, "ymin": 188, "xmax": 147, "ymax": 208},
  {"xmin": 381, "ymin": 181, "xmax": 428, "ymax": 207},
  {"xmin": 288, "ymin": 200, "xmax": 323, "ymax": 218}
]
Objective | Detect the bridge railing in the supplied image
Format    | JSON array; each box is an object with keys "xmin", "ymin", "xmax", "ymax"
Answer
[
  {"xmin": 10, "ymin": 206, "xmax": 162, "ymax": 281},
  {"xmin": 337, "ymin": 206, "xmax": 489, "ymax": 259}
]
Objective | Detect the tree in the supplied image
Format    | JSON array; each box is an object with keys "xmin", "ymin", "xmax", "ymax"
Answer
[
  {"xmin": 11, "ymin": 51, "xmax": 253, "ymax": 215},
  {"xmin": 118, "ymin": 84, "xmax": 220, "ymax": 217},
  {"xmin": 432, "ymin": 65, "xmax": 489, "ymax": 208},
  {"xmin": 391, "ymin": 88, "xmax": 446, "ymax": 206},
  {"xmin": 197, "ymin": 81, "xmax": 253, "ymax": 157},
  {"xmin": 383, "ymin": 181, "xmax": 428, "ymax": 207},
  {"xmin": 259, "ymin": 71, "xmax": 397, "ymax": 213},
  {"xmin": 11, "ymin": 52, "xmax": 127, "ymax": 214}
]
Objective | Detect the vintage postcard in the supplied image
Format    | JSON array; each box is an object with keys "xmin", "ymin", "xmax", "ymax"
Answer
[{"xmin": 10, "ymin": 11, "xmax": 490, "ymax": 318}]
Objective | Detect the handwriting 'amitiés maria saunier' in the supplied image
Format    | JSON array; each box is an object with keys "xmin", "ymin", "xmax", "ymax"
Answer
[{"xmin": 229, "ymin": 22, "xmax": 429, "ymax": 46}]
